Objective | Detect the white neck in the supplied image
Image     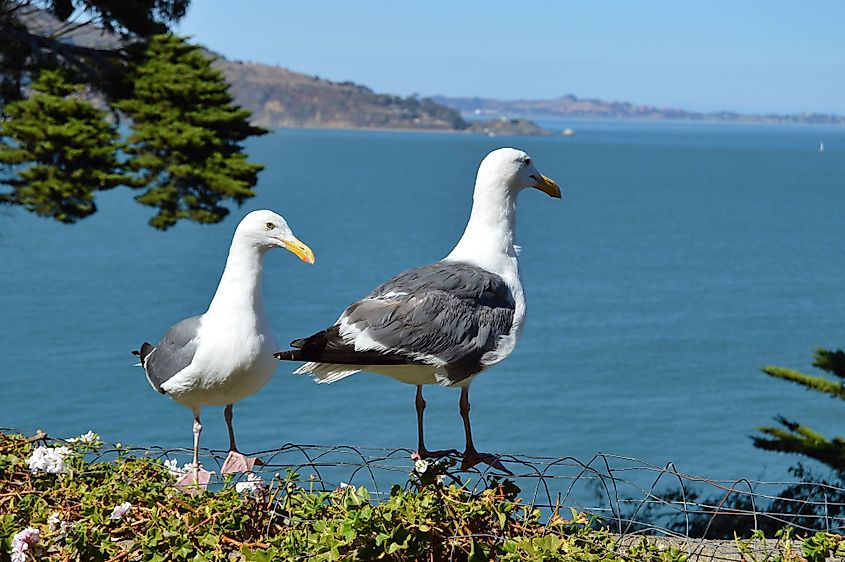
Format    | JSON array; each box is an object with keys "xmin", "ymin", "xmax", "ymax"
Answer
[
  {"xmin": 445, "ymin": 181, "xmax": 518, "ymax": 274},
  {"xmin": 445, "ymin": 175, "xmax": 527, "ymax": 358},
  {"xmin": 206, "ymin": 236, "xmax": 267, "ymax": 318}
]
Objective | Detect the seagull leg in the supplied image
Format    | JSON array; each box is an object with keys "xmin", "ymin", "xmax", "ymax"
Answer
[
  {"xmin": 175, "ymin": 416, "xmax": 212, "ymax": 494},
  {"xmin": 225, "ymin": 403, "xmax": 238, "ymax": 452},
  {"xmin": 221, "ymin": 404, "xmax": 262, "ymax": 474},
  {"xmin": 459, "ymin": 388, "xmax": 512, "ymax": 475},
  {"xmin": 411, "ymin": 385, "xmax": 459, "ymax": 461}
]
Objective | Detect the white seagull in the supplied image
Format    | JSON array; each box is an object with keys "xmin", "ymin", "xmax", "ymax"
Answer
[
  {"xmin": 134, "ymin": 209, "xmax": 315, "ymax": 491},
  {"xmin": 275, "ymin": 148, "xmax": 560, "ymax": 473}
]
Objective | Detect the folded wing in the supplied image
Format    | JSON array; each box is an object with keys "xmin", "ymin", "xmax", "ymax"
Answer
[
  {"xmin": 139, "ymin": 316, "xmax": 202, "ymax": 394},
  {"xmin": 277, "ymin": 261, "xmax": 515, "ymax": 385}
]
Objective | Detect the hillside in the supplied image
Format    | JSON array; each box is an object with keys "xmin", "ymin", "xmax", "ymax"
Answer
[
  {"xmin": 216, "ymin": 59, "xmax": 549, "ymax": 134},
  {"xmin": 432, "ymin": 94, "xmax": 845, "ymax": 126},
  {"xmin": 216, "ymin": 59, "xmax": 467, "ymax": 131}
]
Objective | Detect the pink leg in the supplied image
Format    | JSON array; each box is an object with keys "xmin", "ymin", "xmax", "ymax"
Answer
[
  {"xmin": 458, "ymin": 388, "xmax": 512, "ymax": 475},
  {"xmin": 221, "ymin": 404, "xmax": 263, "ymax": 475},
  {"xmin": 175, "ymin": 416, "xmax": 212, "ymax": 494},
  {"xmin": 411, "ymin": 385, "xmax": 459, "ymax": 461}
]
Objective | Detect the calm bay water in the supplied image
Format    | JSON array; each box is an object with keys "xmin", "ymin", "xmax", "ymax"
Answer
[{"xmin": 1, "ymin": 121, "xmax": 844, "ymax": 484}]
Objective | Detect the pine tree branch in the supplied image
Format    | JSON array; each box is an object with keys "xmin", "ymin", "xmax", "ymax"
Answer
[
  {"xmin": 1, "ymin": 20, "xmax": 130, "ymax": 62},
  {"xmin": 753, "ymin": 422, "xmax": 845, "ymax": 471},
  {"xmin": 813, "ymin": 348, "xmax": 845, "ymax": 379},
  {"xmin": 760, "ymin": 366, "xmax": 845, "ymax": 400},
  {"xmin": 754, "ymin": 348, "xmax": 845, "ymax": 475}
]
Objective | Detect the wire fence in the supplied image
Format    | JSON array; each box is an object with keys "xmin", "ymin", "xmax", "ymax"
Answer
[
  {"xmin": 12, "ymin": 430, "xmax": 845, "ymax": 560},
  {"xmin": 93, "ymin": 442, "xmax": 845, "ymax": 538}
]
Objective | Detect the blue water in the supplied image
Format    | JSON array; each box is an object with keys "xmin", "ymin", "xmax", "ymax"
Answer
[{"xmin": 2, "ymin": 121, "xmax": 844, "ymax": 485}]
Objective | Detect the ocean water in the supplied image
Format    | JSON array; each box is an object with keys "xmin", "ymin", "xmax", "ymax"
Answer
[{"xmin": 1, "ymin": 121, "xmax": 844, "ymax": 486}]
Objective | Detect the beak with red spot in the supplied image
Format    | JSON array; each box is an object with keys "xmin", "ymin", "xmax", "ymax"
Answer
[{"xmin": 280, "ymin": 237, "xmax": 315, "ymax": 264}]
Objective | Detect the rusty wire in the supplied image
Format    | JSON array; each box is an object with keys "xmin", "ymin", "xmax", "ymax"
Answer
[{"xmin": 10, "ymin": 429, "xmax": 845, "ymax": 547}]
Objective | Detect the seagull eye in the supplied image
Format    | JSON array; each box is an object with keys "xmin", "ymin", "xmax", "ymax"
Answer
[
  {"xmin": 524, "ymin": 158, "xmax": 532, "ymax": 166},
  {"xmin": 265, "ymin": 222, "xmax": 275, "ymax": 230}
]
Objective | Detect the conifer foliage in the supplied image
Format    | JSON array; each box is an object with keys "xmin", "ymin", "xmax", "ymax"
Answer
[
  {"xmin": 1, "ymin": 2, "xmax": 268, "ymax": 229},
  {"xmin": 116, "ymin": 35, "xmax": 267, "ymax": 229},
  {"xmin": 0, "ymin": 69, "xmax": 126, "ymax": 222},
  {"xmin": 754, "ymin": 348, "xmax": 845, "ymax": 471},
  {"xmin": 0, "ymin": 0, "xmax": 190, "ymax": 105}
]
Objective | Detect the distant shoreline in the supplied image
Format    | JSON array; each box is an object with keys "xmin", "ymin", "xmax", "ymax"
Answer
[
  {"xmin": 524, "ymin": 115, "xmax": 845, "ymax": 129},
  {"xmin": 432, "ymin": 94, "xmax": 845, "ymax": 128},
  {"xmin": 265, "ymin": 123, "xmax": 543, "ymax": 136},
  {"xmin": 266, "ymin": 118, "xmax": 845, "ymax": 138}
]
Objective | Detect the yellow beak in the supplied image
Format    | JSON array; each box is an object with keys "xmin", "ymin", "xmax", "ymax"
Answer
[
  {"xmin": 282, "ymin": 237, "xmax": 315, "ymax": 264},
  {"xmin": 531, "ymin": 174, "xmax": 561, "ymax": 199}
]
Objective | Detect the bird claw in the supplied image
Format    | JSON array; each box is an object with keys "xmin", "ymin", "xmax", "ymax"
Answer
[
  {"xmin": 460, "ymin": 451, "xmax": 513, "ymax": 475},
  {"xmin": 175, "ymin": 465, "xmax": 213, "ymax": 495},
  {"xmin": 221, "ymin": 451, "xmax": 263, "ymax": 475},
  {"xmin": 411, "ymin": 448, "xmax": 460, "ymax": 461}
]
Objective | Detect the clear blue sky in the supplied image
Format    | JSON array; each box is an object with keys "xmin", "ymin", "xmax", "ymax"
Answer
[{"xmin": 177, "ymin": 1, "xmax": 845, "ymax": 115}]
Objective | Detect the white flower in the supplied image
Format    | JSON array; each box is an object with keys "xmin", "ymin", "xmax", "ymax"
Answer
[
  {"xmin": 26, "ymin": 446, "xmax": 72, "ymax": 474},
  {"xmin": 11, "ymin": 527, "xmax": 40, "ymax": 562},
  {"xmin": 235, "ymin": 472, "xmax": 267, "ymax": 496},
  {"xmin": 47, "ymin": 513, "xmax": 70, "ymax": 537},
  {"xmin": 414, "ymin": 459, "xmax": 430, "ymax": 474},
  {"xmin": 334, "ymin": 481, "xmax": 356, "ymax": 494},
  {"xmin": 163, "ymin": 459, "xmax": 189, "ymax": 478},
  {"xmin": 68, "ymin": 430, "xmax": 99, "ymax": 444},
  {"xmin": 109, "ymin": 502, "xmax": 132, "ymax": 521}
]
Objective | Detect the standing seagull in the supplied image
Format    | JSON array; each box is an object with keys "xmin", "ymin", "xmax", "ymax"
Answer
[
  {"xmin": 275, "ymin": 148, "xmax": 560, "ymax": 473},
  {"xmin": 134, "ymin": 210, "xmax": 315, "ymax": 491}
]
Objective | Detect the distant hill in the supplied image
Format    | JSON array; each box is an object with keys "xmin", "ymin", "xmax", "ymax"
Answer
[
  {"xmin": 431, "ymin": 94, "xmax": 845, "ymax": 126},
  {"xmin": 217, "ymin": 59, "xmax": 466, "ymax": 130},
  {"xmin": 216, "ymin": 59, "xmax": 548, "ymax": 134}
]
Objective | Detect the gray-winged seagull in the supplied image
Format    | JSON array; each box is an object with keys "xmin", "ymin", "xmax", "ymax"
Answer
[
  {"xmin": 133, "ymin": 209, "xmax": 315, "ymax": 491},
  {"xmin": 275, "ymin": 148, "xmax": 560, "ymax": 473}
]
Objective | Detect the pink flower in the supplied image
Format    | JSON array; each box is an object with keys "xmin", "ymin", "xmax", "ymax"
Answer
[
  {"xmin": 109, "ymin": 502, "xmax": 132, "ymax": 521},
  {"xmin": 10, "ymin": 527, "xmax": 40, "ymax": 562}
]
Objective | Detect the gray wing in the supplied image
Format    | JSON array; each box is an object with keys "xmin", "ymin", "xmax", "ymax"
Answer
[
  {"xmin": 339, "ymin": 261, "xmax": 516, "ymax": 384},
  {"xmin": 143, "ymin": 315, "xmax": 202, "ymax": 394}
]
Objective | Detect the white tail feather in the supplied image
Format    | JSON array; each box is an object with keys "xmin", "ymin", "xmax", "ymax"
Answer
[{"xmin": 294, "ymin": 362, "xmax": 360, "ymax": 384}]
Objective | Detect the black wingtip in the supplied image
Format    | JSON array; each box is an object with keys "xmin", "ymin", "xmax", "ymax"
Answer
[
  {"xmin": 274, "ymin": 350, "xmax": 301, "ymax": 361},
  {"xmin": 134, "ymin": 342, "xmax": 154, "ymax": 363}
]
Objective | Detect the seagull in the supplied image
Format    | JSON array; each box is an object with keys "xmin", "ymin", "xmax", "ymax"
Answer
[
  {"xmin": 275, "ymin": 148, "xmax": 560, "ymax": 473},
  {"xmin": 133, "ymin": 209, "xmax": 315, "ymax": 491}
]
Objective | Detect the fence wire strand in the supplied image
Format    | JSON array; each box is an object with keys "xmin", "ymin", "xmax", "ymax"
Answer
[
  {"xmin": 88, "ymin": 442, "xmax": 845, "ymax": 536},
  {"xmin": 12, "ymin": 430, "xmax": 845, "ymax": 560}
]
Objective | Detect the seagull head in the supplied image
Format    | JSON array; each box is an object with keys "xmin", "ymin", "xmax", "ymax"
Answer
[
  {"xmin": 445, "ymin": 148, "xmax": 561, "ymax": 266},
  {"xmin": 236, "ymin": 210, "xmax": 315, "ymax": 264},
  {"xmin": 476, "ymin": 147, "xmax": 561, "ymax": 200}
]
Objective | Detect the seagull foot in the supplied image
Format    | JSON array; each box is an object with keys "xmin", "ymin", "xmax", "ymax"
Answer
[
  {"xmin": 175, "ymin": 465, "xmax": 213, "ymax": 495},
  {"xmin": 460, "ymin": 450, "xmax": 513, "ymax": 475},
  {"xmin": 411, "ymin": 448, "xmax": 460, "ymax": 461},
  {"xmin": 221, "ymin": 450, "xmax": 263, "ymax": 475}
]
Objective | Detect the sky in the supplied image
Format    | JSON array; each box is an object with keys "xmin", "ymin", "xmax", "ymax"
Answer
[{"xmin": 176, "ymin": 1, "xmax": 845, "ymax": 115}]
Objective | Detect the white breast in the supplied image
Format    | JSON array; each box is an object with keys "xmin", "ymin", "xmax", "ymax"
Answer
[{"xmin": 162, "ymin": 312, "xmax": 278, "ymax": 408}]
